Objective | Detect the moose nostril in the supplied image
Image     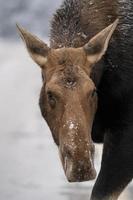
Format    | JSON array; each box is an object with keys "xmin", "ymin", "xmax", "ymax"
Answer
[{"xmin": 64, "ymin": 147, "xmax": 73, "ymax": 159}]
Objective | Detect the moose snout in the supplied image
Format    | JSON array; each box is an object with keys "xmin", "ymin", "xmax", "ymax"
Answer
[{"xmin": 60, "ymin": 143, "xmax": 96, "ymax": 182}]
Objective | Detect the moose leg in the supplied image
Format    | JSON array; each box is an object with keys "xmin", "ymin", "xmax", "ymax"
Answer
[{"xmin": 91, "ymin": 128, "xmax": 133, "ymax": 200}]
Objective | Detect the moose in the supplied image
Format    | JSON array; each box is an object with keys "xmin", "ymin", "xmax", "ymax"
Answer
[{"xmin": 17, "ymin": 0, "xmax": 133, "ymax": 199}]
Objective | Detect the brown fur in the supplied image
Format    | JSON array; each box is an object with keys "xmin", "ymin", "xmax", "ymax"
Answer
[{"xmin": 17, "ymin": 9, "xmax": 118, "ymax": 182}]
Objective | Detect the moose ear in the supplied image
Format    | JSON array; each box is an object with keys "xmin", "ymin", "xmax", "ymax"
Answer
[
  {"xmin": 84, "ymin": 19, "xmax": 119, "ymax": 64},
  {"xmin": 16, "ymin": 24, "xmax": 50, "ymax": 66}
]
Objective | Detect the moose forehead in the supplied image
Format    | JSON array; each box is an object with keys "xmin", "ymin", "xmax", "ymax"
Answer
[
  {"xmin": 47, "ymin": 47, "xmax": 87, "ymax": 65},
  {"xmin": 45, "ymin": 48, "xmax": 91, "ymax": 72},
  {"xmin": 44, "ymin": 49, "xmax": 94, "ymax": 94},
  {"xmin": 44, "ymin": 48, "xmax": 94, "ymax": 88}
]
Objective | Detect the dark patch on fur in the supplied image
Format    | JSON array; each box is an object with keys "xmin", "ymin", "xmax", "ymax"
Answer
[
  {"xmin": 58, "ymin": 58, "xmax": 67, "ymax": 65},
  {"xmin": 84, "ymin": 42, "xmax": 103, "ymax": 55},
  {"xmin": 62, "ymin": 65, "xmax": 77, "ymax": 88},
  {"xmin": 31, "ymin": 46, "xmax": 45, "ymax": 55},
  {"xmin": 30, "ymin": 43, "xmax": 49, "ymax": 56}
]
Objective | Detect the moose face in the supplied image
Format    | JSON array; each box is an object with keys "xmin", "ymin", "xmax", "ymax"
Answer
[
  {"xmin": 39, "ymin": 48, "xmax": 98, "ymax": 181},
  {"xmin": 17, "ymin": 19, "xmax": 118, "ymax": 182}
]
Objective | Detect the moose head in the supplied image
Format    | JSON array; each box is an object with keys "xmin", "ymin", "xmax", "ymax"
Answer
[{"xmin": 17, "ymin": 19, "xmax": 118, "ymax": 182}]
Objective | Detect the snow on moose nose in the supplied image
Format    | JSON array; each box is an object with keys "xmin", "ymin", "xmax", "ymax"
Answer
[{"xmin": 59, "ymin": 119, "xmax": 96, "ymax": 182}]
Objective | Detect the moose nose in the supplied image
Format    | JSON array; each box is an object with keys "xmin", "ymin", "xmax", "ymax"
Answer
[
  {"xmin": 68, "ymin": 157, "xmax": 96, "ymax": 182},
  {"xmin": 65, "ymin": 160, "xmax": 96, "ymax": 182},
  {"xmin": 64, "ymin": 146, "xmax": 73, "ymax": 159},
  {"xmin": 61, "ymin": 144, "xmax": 96, "ymax": 182}
]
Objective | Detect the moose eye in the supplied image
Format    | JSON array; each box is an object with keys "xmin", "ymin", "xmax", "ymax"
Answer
[
  {"xmin": 47, "ymin": 91, "xmax": 56, "ymax": 108},
  {"xmin": 91, "ymin": 89, "xmax": 97, "ymax": 98}
]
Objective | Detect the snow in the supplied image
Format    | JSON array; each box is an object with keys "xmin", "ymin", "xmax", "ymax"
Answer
[{"xmin": 69, "ymin": 122, "xmax": 75, "ymax": 130}]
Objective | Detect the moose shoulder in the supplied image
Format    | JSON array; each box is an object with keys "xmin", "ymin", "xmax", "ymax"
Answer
[{"xmin": 17, "ymin": 0, "xmax": 133, "ymax": 200}]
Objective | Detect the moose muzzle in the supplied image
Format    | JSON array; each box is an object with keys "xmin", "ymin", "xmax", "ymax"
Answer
[{"xmin": 59, "ymin": 123, "xmax": 96, "ymax": 182}]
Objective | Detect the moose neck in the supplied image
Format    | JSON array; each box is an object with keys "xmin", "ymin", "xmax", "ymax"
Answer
[{"xmin": 50, "ymin": 0, "xmax": 119, "ymax": 49}]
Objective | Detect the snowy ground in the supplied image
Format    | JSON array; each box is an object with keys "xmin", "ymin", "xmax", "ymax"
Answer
[{"xmin": 0, "ymin": 40, "xmax": 132, "ymax": 200}]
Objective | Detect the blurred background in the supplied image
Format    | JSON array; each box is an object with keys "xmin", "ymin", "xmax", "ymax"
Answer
[{"xmin": 0, "ymin": 0, "xmax": 132, "ymax": 199}]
